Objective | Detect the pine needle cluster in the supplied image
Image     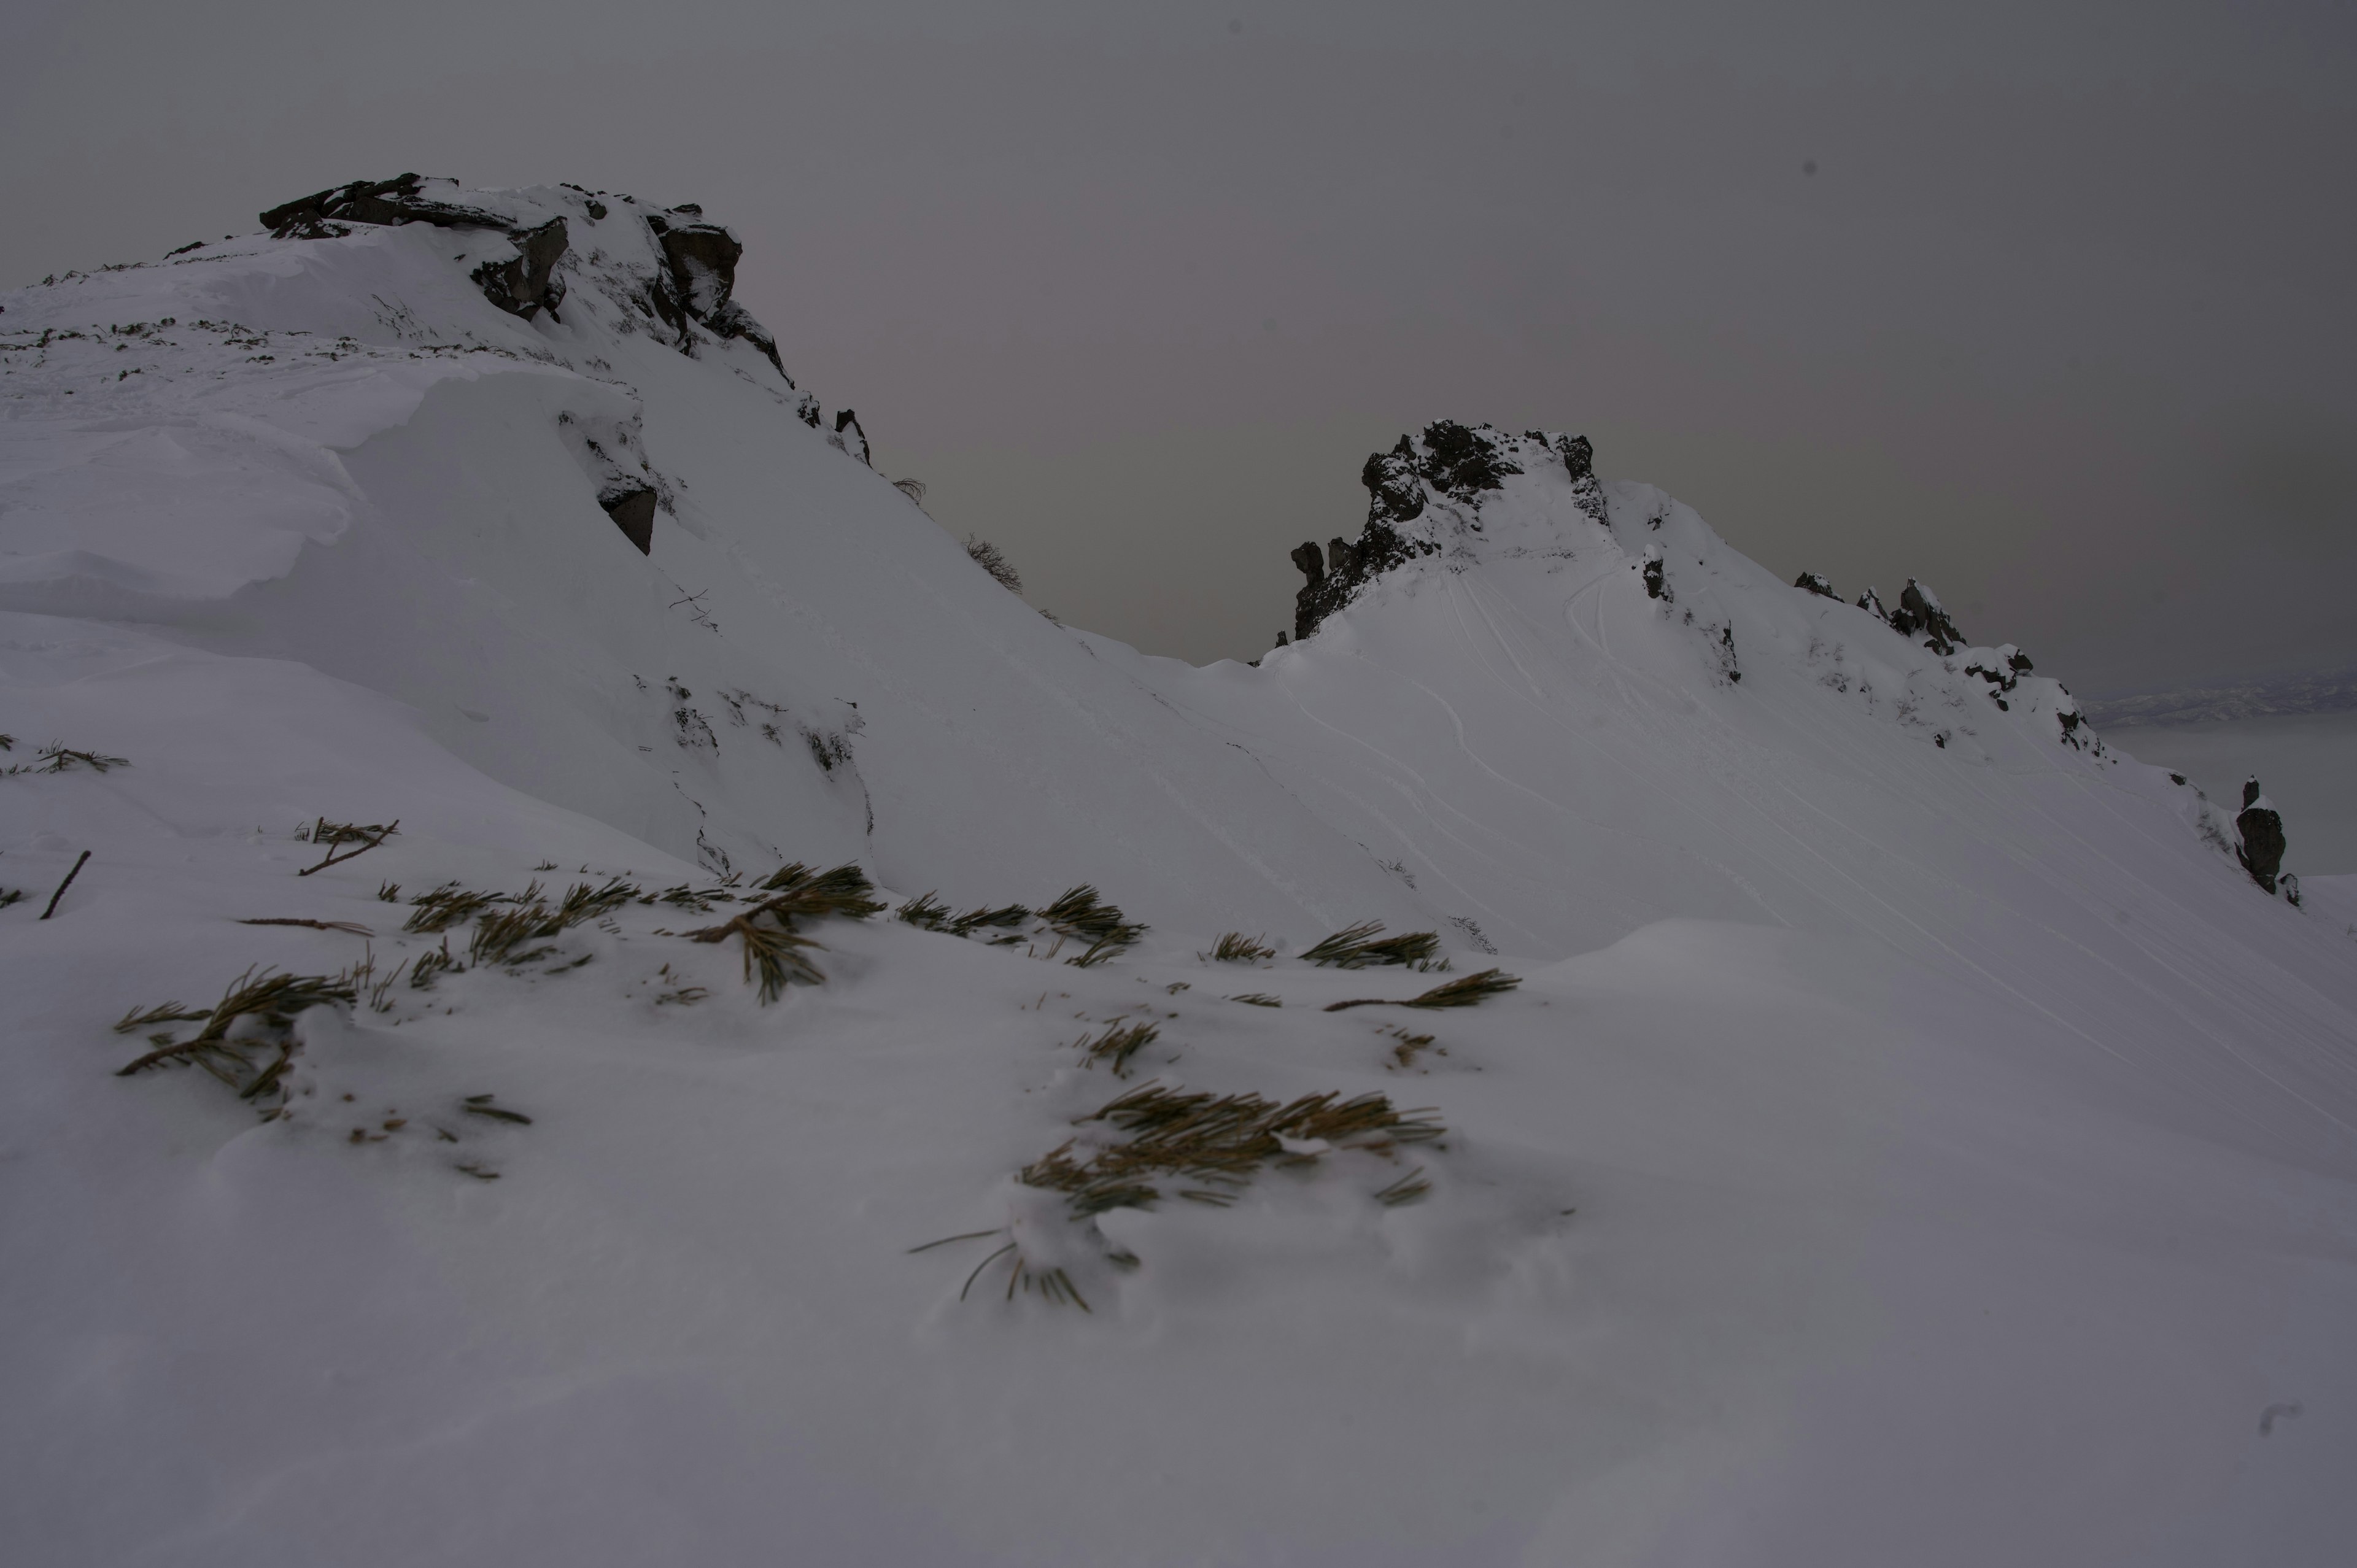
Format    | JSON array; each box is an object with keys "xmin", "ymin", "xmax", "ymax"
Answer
[
  {"xmin": 1074, "ymin": 1019, "xmax": 1159, "ymax": 1078},
  {"xmin": 1209, "ymin": 932, "xmax": 1276, "ymax": 962},
  {"xmin": 1020, "ymin": 1081, "xmax": 1444, "ymax": 1220},
  {"xmin": 1324, "ymin": 967, "xmax": 1520, "ymax": 1013},
  {"xmin": 113, "ymin": 967, "xmax": 358, "ymax": 1098},
  {"xmin": 686, "ymin": 862, "xmax": 881, "ymax": 1002},
  {"xmin": 896, "ymin": 890, "xmax": 1035, "ymax": 941},
  {"xmin": 1300, "ymin": 921, "xmax": 1441, "ymax": 969},
  {"xmin": 1041, "ymin": 885, "xmax": 1147, "ymax": 965}
]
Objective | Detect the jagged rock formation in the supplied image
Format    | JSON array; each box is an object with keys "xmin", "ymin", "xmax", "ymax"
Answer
[
  {"xmin": 833, "ymin": 410, "xmax": 871, "ymax": 466},
  {"xmin": 263, "ymin": 174, "xmax": 570, "ymax": 321},
  {"xmin": 472, "ymin": 218, "xmax": 569, "ymax": 320},
  {"xmin": 1290, "ymin": 422, "xmax": 1603, "ymax": 641},
  {"xmin": 2236, "ymin": 776, "xmax": 2288, "ymax": 894},
  {"xmin": 643, "ymin": 210, "xmax": 786, "ymax": 378},
  {"xmin": 1857, "ymin": 585, "xmax": 1889, "ymax": 622},
  {"xmin": 260, "ymin": 173, "xmax": 513, "ymax": 237},
  {"xmin": 1795, "ymin": 572, "xmax": 1841, "ymax": 600},
  {"xmin": 1886, "ymin": 578, "xmax": 1965, "ymax": 654},
  {"xmin": 257, "ymin": 176, "xmax": 793, "ymax": 384},
  {"xmin": 1961, "ymin": 645, "xmax": 2037, "ymax": 709}
]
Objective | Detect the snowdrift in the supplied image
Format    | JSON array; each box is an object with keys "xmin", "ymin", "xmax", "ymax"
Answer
[{"xmin": 4, "ymin": 180, "xmax": 2353, "ymax": 1567}]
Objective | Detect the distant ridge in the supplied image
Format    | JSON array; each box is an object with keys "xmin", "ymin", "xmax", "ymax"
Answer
[{"xmin": 2083, "ymin": 663, "xmax": 2357, "ymax": 726}]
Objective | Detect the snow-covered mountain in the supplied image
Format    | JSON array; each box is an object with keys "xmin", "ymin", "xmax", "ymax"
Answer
[{"xmin": 5, "ymin": 180, "xmax": 2352, "ymax": 1567}]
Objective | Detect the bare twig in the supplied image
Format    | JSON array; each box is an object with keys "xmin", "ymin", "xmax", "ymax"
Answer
[
  {"xmin": 296, "ymin": 819, "xmax": 399, "ymax": 876},
  {"xmin": 39, "ymin": 849, "xmax": 90, "ymax": 919},
  {"xmin": 239, "ymin": 917, "xmax": 374, "ymax": 935}
]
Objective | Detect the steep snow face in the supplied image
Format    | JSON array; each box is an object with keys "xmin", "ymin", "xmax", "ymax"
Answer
[
  {"xmin": 0, "ymin": 182, "xmax": 1420, "ymax": 932},
  {"xmin": 1124, "ymin": 422, "xmax": 2351, "ymax": 1167},
  {"xmin": 6, "ymin": 187, "xmax": 2356, "ymax": 1568}
]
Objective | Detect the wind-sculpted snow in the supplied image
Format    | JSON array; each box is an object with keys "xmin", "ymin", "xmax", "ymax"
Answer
[{"xmin": 4, "ymin": 182, "xmax": 2355, "ymax": 1567}]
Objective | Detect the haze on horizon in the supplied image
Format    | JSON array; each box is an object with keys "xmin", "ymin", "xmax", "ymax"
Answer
[{"xmin": 6, "ymin": 0, "xmax": 2351, "ymax": 695}]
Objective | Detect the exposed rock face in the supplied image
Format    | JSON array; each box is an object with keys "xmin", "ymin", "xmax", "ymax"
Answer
[
  {"xmin": 1886, "ymin": 577, "xmax": 1965, "ymax": 655},
  {"xmin": 1795, "ymin": 572, "xmax": 1841, "ymax": 600},
  {"xmin": 260, "ymin": 174, "xmax": 573, "ymax": 325},
  {"xmin": 2236, "ymin": 775, "xmax": 2287, "ymax": 894},
  {"xmin": 259, "ymin": 173, "xmax": 509, "ymax": 238},
  {"xmin": 471, "ymin": 218, "xmax": 569, "ymax": 320},
  {"xmin": 1291, "ymin": 421, "xmax": 1602, "ymax": 641},
  {"xmin": 832, "ymin": 410, "xmax": 871, "ymax": 467},
  {"xmin": 1962, "ymin": 644, "xmax": 2037, "ymax": 708},
  {"xmin": 642, "ymin": 212, "xmax": 788, "ymax": 378},
  {"xmin": 1857, "ymin": 586, "xmax": 1888, "ymax": 623},
  {"xmin": 599, "ymin": 484, "xmax": 658, "ymax": 554}
]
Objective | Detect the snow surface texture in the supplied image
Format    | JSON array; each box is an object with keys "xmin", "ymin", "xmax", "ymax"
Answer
[{"xmin": 4, "ymin": 183, "xmax": 2354, "ymax": 1567}]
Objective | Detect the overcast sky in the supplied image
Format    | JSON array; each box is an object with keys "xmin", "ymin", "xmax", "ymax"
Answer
[{"xmin": 7, "ymin": 1, "xmax": 2351, "ymax": 693}]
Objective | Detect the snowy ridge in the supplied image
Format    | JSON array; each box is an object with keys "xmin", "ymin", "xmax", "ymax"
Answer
[{"xmin": 4, "ymin": 182, "xmax": 2355, "ymax": 1567}]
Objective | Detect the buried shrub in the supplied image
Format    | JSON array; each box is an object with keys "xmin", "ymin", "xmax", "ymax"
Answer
[
  {"xmin": 1040, "ymin": 885, "xmax": 1146, "ymax": 965},
  {"xmin": 1018, "ymin": 1080, "xmax": 1444, "ymax": 1220},
  {"xmin": 684, "ymin": 862, "xmax": 881, "ymax": 1002},
  {"xmin": 1209, "ymin": 932, "xmax": 1276, "ymax": 963},
  {"xmin": 1299, "ymin": 921, "xmax": 1441, "ymax": 969},
  {"xmin": 1324, "ymin": 967, "xmax": 1520, "ymax": 1013},
  {"xmin": 964, "ymin": 535, "xmax": 1024, "ymax": 595},
  {"xmin": 1074, "ymin": 1019, "xmax": 1159, "ymax": 1078},
  {"xmin": 113, "ymin": 966, "xmax": 358, "ymax": 1098}
]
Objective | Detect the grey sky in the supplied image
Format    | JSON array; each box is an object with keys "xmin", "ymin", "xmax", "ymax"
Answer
[{"xmin": 7, "ymin": 1, "xmax": 2351, "ymax": 692}]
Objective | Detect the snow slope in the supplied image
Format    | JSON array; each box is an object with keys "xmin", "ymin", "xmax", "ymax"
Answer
[{"xmin": 4, "ymin": 183, "xmax": 2354, "ymax": 1567}]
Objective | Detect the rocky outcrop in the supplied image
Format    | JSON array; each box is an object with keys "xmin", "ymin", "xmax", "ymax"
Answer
[
  {"xmin": 1795, "ymin": 572, "xmax": 1841, "ymax": 600},
  {"xmin": 1886, "ymin": 578, "xmax": 1964, "ymax": 655},
  {"xmin": 599, "ymin": 484, "xmax": 658, "ymax": 555},
  {"xmin": 259, "ymin": 173, "xmax": 509, "ymax": 238},
  {"xmin": 471, "ymin": 218, "xmax": 569, "ymax": 320},
  {"xmin": 643, "ymin": 212, "xmax": 788, "ymax": 379},
  {"xmin": 1961, "ymin": 644, "xmax": 2037, "ymax": 708},
  {"xmin": 1857, "ymin": 586, "xmax": 1888, "ymax": 622},
  {"xmin": 832, "ymin": 410, "xmax": 870, "ymax": 467},
  {"xmin": 260, "ymin": 174, "xmax": 573, "ymax": 324},
  {"xmin": 1290, "ymin": 422, "xmax": 1603, "ymax": 641},
  {"xmin": 2235, "ymin": 776, "xmax": 2287, "ymax": 894}
]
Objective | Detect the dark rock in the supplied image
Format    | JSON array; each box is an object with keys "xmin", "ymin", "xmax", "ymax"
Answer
[
  {"xmin": 2234, "ymin": 775, "xmax": 2288, "ymax": 894},
  {"xmin": 599, "ymin": 484, "xmax": 658, "ymax": 554},
  {"xmin": 1419, "ymin": 419, "xmax": 1520, "ymax": 501},
  {"xmin": 795, "ymin": 395, "xmax": 823, "ymax": 428},
  {"xmin": 1796, "ymin": 572, "xmax": 1840, "ymax": 600},
  {"xmin": 1641, "ymin": 547, "xmax": 1669, "ymax": 601},
  {"xmin": 2237, "ymin": 797, "xmax": 2286, "ymax": 894},
  {"xmin": 833, "ymin": 410, "xmax": 870, "ymax": 466},
  {"xmin": 1274, "ymin": 630, "xmax": 1290, "ymax": 647},
  {"xmin": 1290, "ymin": 542, "xmax": 1325, "ymax": 587},
  {"xmin": 1857, "ymin": 587, "xmax": 1888, "ymax": 623},
  {"xmin": 1887, "ymin": 578, "xmax": 1964, "ymax": 654},
  {"xmin": 471, "ymin": 217, "xmax": 568, "ymax": 320},
  {"xmin": 260, "ymin": 173, "xmax": 508, "ymax": 238},
  {"xmin": 1550, "ymin": 433, "xmax": 1611, "ymax": 527},
  {"xmin": 260, "ymin": 175, "xmax": 575, "ymax": 323},
  {"xmin": 1361, "ymin": 438, "xmax": 1426, "ymax": 527},
  {"xmin": 1289, "ymin": 422, "xmax": 1600, "ymax": 642},
  {"xmin": 641, "ymin": 213, "xmax": 789, "ymax": 380}
]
